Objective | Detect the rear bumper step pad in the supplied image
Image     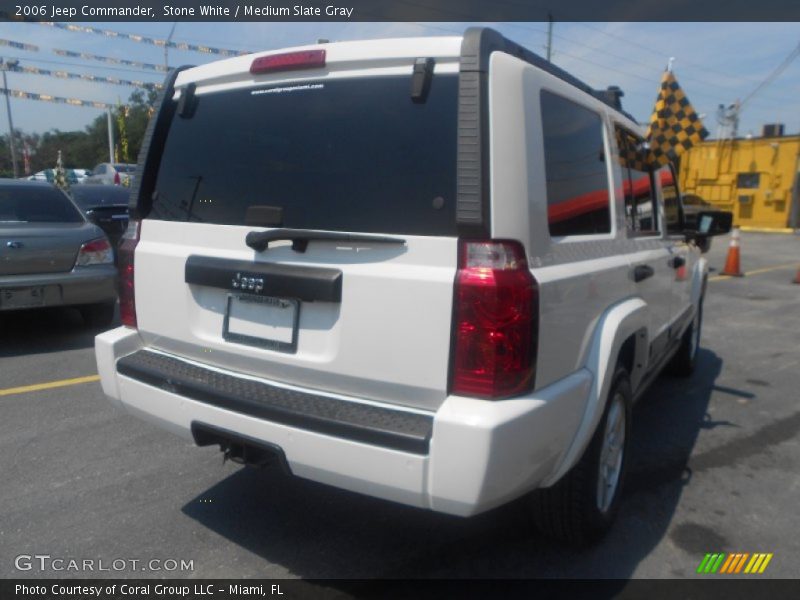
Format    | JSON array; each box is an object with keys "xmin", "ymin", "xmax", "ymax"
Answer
[{"xmin": 117, "ymin": 350, "xmax": 433, "ymax": 454}]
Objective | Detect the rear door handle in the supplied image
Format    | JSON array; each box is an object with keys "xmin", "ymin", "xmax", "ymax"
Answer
[
  {"xmin": 632, "ymin": 264, "xmax": 654, "ymax": 282},
  {"xmin": 668, "ymin": 256, "xmax": 686, "ymax": 269}
]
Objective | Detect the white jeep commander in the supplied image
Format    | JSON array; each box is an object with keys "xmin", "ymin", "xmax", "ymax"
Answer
[{"xmin": 96, "ymin": 28, "xmax": 731, "ymax": 544}]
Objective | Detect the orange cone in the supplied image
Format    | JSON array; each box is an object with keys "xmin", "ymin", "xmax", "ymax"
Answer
[
  {"xmin": 721, "ymin": 227, "xmax": 743, "ymax": 277},
  {"xmin": 792, "ymin": 265, "xmax": 800, "ymax": 284}
]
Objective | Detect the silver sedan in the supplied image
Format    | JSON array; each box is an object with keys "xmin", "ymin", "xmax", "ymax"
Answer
[{"xmin": 0, "ymin": 180, "xmax": 117, "ymax": 327}]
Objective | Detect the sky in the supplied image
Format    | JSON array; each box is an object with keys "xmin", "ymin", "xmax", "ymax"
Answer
[{"xmin": 0, "ymin": 21, "xmax": 797, "ymax": 141}]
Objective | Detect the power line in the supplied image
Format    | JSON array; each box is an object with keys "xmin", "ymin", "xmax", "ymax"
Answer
[
  {"xmin": 2, "ymin": 55, "xmax": 163, "ymax": 77},
  {"xmin": 571, "ymin": 22, "xmax": 795, "ymax": 89},
  {"xmin": 52, "ymin": 49, "xmax": 168, "ymax": 72},
  {"xmin": 740, "ymin": 42, "xmax": 800, "ymax": 110},
  {"xmin": 410, "ymin": 22, "xmax": 464, "ymax": 35},
  {"xmin": 0, "ymin": 38, "xmax": 39, "ymax": 52},
  {"xmin": 538, "ymin": 25, "xmax": 789, "ymax": 104},
  {"xmin": 39, "ymin": 22, "xmax": 249, "ymax": 57},
  {"xmin": 9, "ymin": 63, "xmax": 161, "ymax": 90},
  {"xmin": 404, "ymin": 22, "xmax": 792, "ymax": 117},
  {"xmin": 5, "ymin": 87, "xmax": 113, "ymax": 110},
  {"xmin": 508, "ymin": 22, "xmax": 793, "ymax": 108}
]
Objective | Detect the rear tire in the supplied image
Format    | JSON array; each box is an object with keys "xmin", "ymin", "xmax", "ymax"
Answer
[
  {"xmin": 79, "ymin": 301, "xmax": 116, "ymax": 329},
  {"xmin": 531, "ymin": 365, "xmax": 632, "ymax": 545},
  {"xmin": 667, "ymin": 297, "xmax": 703, "ymax": 377}
]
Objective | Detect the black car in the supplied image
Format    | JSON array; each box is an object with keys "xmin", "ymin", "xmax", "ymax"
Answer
[{"xmin": 70, "ymin": 185, "xmax": 130, "ymax": 252}]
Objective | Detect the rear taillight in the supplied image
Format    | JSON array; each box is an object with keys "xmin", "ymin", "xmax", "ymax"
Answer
[
  {"xmin": 250, "ymin": 49, "xmax": 326, "ymax": 75},
  {"xmin": 118, "ymin": 219, "xmax": 140, "ymax": 328},
  {"xmin": 451, "ymin": 240, "xmax": 538, "ymax": 399},
  {"xmin": 113, "ymin": 171, "xmax": 121, "ymax": 185},
  {"xmin": 76, "ymin": 237, "xmax": 113, "ymax": 266}
]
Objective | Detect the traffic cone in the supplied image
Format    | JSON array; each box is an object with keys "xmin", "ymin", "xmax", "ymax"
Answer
[
  {"xmin": 721, "ymin": 227, "xmax": 743, "ymax": 277},
  {"xmin": 792, "ymin": 265, "xmax": 800, "ymax": 284}
]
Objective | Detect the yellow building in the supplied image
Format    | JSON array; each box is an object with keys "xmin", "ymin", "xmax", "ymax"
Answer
[{"xmin": 679, "ymin": 133, "xmax": 800, "ymax": 230}]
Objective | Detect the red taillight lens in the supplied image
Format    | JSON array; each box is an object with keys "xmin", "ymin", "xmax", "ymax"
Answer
[
  {"xmin": 250, "ymin": 49, "xmax": 326, "ymax": 75},
  {"xmin": 118, "ymin": 220, "xmax": 140, "ymax": 328},
  {"xmin": 76, "ymin": 237, "xmax": 113, "ymax": 266},
  {"xmin": 451, "ymin": 240, "xmax": 538, "ymax": 399},
  {"xmin": 113, "ymin": 171, "xmax": 121, "ymax": 185}
]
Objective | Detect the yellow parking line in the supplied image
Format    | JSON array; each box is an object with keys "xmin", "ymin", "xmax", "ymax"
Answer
[
  {"xmin": 0, "ymin": 374, "xmax": 100, "ymax": 397},
  {"xmin": 709, "ymin": 262, "xmax": 797, "ymax": 282}
]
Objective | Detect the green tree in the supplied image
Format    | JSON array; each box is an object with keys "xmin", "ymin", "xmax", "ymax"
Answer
[{"xmin": 1, "ymin": 87, "xmax": 159, "ymax": 177}]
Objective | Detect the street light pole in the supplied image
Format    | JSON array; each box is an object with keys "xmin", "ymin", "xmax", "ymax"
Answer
[{"xmin": 1, "ymin": 58, "xmax": 19, "ymax": 178}]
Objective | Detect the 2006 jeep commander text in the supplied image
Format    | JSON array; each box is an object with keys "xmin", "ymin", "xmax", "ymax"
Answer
[{"xmin": 95, "ymin": 28, "xmax": 732, "ymax": 544}]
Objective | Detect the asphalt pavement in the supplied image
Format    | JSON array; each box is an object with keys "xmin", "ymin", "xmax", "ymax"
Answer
[{"xmin": 0, "ymin": 231, "xmax": 798, "ymax": 584}]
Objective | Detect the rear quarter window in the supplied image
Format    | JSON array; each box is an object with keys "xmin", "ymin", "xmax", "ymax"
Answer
[{"xmin": 540, "ymin": 90, "xmax": 612, "ymax": 237}]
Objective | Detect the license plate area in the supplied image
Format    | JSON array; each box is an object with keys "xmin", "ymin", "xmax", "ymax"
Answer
[
  {"xmin": 0, "ymin": 287, "xmax": 45, "ymax": 309},
  {"xmin": 223, "ymin": 294, "xmax": 300, "ymax": 353}
]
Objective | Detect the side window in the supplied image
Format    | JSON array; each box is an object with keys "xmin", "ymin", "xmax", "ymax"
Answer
[
  {"xmin": 616, "ymin": 128, "xmax": 659, "ymax": 235},
  {"xmin": 541, "ymin": 90, "xmax": 611, "ymax": 237},
  {"xmin": 94, "ymin": 165, "xmax": 105, "ymax": 175},
  {"xmin": 660, "ymin": 165, "xmax": 683, "ymax": 235}
]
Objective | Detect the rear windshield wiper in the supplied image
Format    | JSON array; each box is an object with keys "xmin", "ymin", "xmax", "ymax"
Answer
[{"xmin": 245, "ymin": 228, "xmax": 407, "ymax": 253}]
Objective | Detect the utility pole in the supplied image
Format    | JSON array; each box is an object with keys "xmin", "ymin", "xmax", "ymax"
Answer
[
  {"xmin": 546, "ymin": 13, "xmax": 554, "ymax": 62},
  {"xmin": 107, "ymin": 108, "xmax": 115, "ymax": 163},
  {"xmin": 1, "ymin": 58, "xmax": 19, "ymax": 178},
  {"xmin": 716, "ymin": 100, "xmax": 740, "ymax": 140},
  {"xmin": 165, "ymin": 22, "xmax": 178, "ymax": 71}
]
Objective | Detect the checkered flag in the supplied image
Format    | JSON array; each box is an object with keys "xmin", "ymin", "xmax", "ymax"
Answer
[
  {"xmin": 616, "ymin": 128, "xmax": 650, "ymax": 172},
  {"xmin": 646, "ymin": 70, "xmax": 708, "ymax": 166}
]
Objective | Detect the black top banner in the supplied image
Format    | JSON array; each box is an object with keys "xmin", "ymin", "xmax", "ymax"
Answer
[{"xmin": 0, "ymin": 0, "xmax": 798, "ymax": 22}]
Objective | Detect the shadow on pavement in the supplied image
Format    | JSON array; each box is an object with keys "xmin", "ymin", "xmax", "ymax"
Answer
[
  {"xmin": 182, "ymin": 349, "xmax": 730, "ymax": 588},
  {"xmin": 0, "ymin": 305, "xmax": 119, "ymax": 357}
]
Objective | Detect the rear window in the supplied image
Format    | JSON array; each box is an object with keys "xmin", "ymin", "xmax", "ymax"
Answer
[
  {"xmin": 71, "ymin": 186, "xmax": 130, "ymax": 210},
  {"xmin": 114, "ymin": 164, "xmax": 137, "ymax": 173},
  {"xmin": 0, "ymin": 185, "xmax": 84, "ymax": 223},
  {"xmin": 149, "ymin": 74, "xmax": 459, "ymax": 236}
]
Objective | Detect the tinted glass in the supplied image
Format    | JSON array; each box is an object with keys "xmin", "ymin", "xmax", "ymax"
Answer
[
  {"xmin": 0, "ymin": 185, "xmax": 84, "ymax": 223},
  {"xmin": 616, "ymin": 128, "xmax": 658, "ymax": 234},
  {"xmin": 659, "ymin": 166, "xmax": 682, "ymax": 234},
  {"xmin": 71, "ymin": 185, "xmax": 130, "ymax": 209},
  {"xmin": 541, "ymin": 91, "xmax": 611, "ymax": 237},
  {"xmin": 114, "ymin": 164, "xmax": 137, "ymax": 173},
  {"xmin": 150, "ymin": 75, "xmax": 459, "ymax": 236}
]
